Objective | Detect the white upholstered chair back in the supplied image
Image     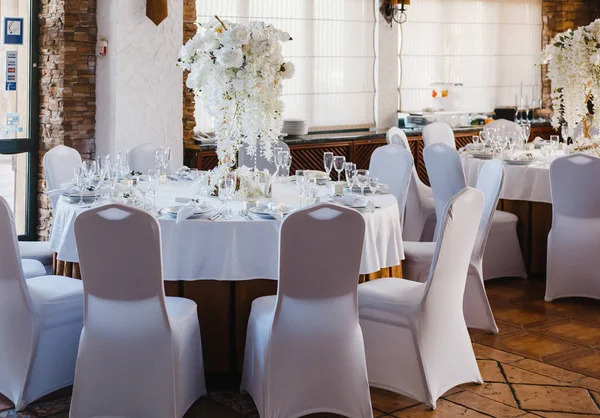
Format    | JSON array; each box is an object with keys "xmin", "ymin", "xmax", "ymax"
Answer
[
  {"xmin": 422, "ymin": 121, "xmax": 455, "ymax": 148},
  {"xmin": 484, "ymin": 119, "xmax": 521, "ymax": 137},
  {"xmin": 387, "ymin": 127, "xmax": 409, "ymax": 147},
  {"xmin": 369, "ymin": 144, "xmax": 413, "ymax": 228},
  {"xmin": 43, "ymin": 145, "xmax": 82, "ymax": 210},
  {"xmin": 128, "ymin": 143, "xmax": 160, "ymax": 174}
]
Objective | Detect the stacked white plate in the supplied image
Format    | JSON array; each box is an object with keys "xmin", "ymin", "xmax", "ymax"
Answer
[{"xmin": 282, "ymin": 119, "xmax": 308, "ymax": 136}]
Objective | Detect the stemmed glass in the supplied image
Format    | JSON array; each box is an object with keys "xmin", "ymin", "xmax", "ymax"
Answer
[
  {"xmin": 273, "ymin": 147, "xmax": 283, "ymax": 178},
  {"xmin": 507, "ymin": 133, "xmax": 517, "ymax": 156},
  {"xmin": 323, "ymin": 152, "xmax": 334, "ymax": 181},
  {"xmin": 148, "ymin": 169, "xmax": 160, "ymax": 213},
  {"xmin": 137, "ymin": 175, "xmax": 151, "ymax": 211},
  {"xmin": 333, "ymin": 156, "xmax": 346, "ymax": 182},
  {"xmin": 344, "ymin": 162, "xmax": 356, "ymax": 189},
  {"xmin": 520, "ymin": 123, "xmax": 531, "ymax": 148},
  {"xmin": 303, "ymin": 176, "xmax": 318, "ymax": 207},
  {"xmin": 550, "ymin": 135, "xmax": 560, "ymax": 153},
  {"xmin": 74, "ymin": 167, "xmax": 86, "ymax": 206},
  {"xmin": 368, "ymin": 177, "xmax": 380, "ymax": 213},
  {"xmin": 219, "ymin": 172, "xmax": 237, "ymax": 219},
  {"xmin": 280, "ymin": 151, "xmax": 291, "ymax": 178},
  {"xmin": 496, "ymin": 135, "xmax": 508, "ymax": 158},
  {"xmin": 355, "ymin": 169, "xmax": 370, "ymax": 196}
]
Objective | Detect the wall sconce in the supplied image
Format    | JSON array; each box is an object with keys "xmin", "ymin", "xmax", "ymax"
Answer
[{"xmin": 380, "ymin": 0, "xmax": 410, "ymax": 26}]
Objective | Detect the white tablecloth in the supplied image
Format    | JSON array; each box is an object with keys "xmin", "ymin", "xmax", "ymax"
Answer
[
  {"xmin": 461, "ymin": 149, "xmax": 564, "ymax": 204},
  {"xmin": 49, "ymin": 181, "xmax": 404, "ymax": 280}
]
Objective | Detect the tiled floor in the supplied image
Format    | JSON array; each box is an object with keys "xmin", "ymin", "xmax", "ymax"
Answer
[{"xmin": 2, "ymin": 278, "xmax": 600, "ymax": 417}]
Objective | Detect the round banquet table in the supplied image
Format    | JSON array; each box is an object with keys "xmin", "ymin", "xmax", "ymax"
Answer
[
  {"xmin": 461, "ymin": 148, "xmax": 562, "ymax": 274},
  {"xmin": 49, "ymin": 180, "xmax": 404, "ymax": 373}
]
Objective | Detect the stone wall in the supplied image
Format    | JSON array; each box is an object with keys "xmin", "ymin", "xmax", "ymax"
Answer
[
  {"xmin": 183, "ymin": 0, "xmax": 196, "ymax": 147},
  {"xmin": 541, "ymin": 1, "xmax": 600, "ymax": 108},
  {"xmin": 38, "ymin": 0, "xmax": 97, "ymax": 239}
]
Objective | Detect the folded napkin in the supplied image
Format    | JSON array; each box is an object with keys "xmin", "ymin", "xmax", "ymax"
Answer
[
  {"xmin": 533, "ymin": 136, "xmax": 546, "ymax": 144},
  {"xmin": 255, "ymin": 200, "xmax": 284, "ymax": 220},
  {"xmin": 333, "ymin": 195, "xmax": 368, "ymax": 208},
  {"xmin": 176, "ymin": 201, "xmax": 209, "ymax": 223}
]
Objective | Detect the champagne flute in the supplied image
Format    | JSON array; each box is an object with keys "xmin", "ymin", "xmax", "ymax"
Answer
[
  {"xmin": 74, "ymin": 167, "xmax": 86, "ymax": 206},
  {"xmin": 333, "ymin": 156, "xmax": 346, "ymax": 182},
  {"xmin": 273, "ymin": 147, "xmax": 283, "ymax": 178},
  {"xmin": 344, "ymin": 162, "xmax": 357, "ymax": 189},
  {"xmin": 323, "ymin": 152, "xmax": 334, "ymax": 181},
  {"xmin": 148, "ymin": 169, "xmax": 160, "ymax": 212}
]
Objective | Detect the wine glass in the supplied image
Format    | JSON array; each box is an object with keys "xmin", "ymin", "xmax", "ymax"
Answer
[
  {"xmin": 137, "ymin": 175, "xmax": 151, "ymax": 211},
  {"xmin": 148, "ymin": 169, "xmax": 160, "ymax": 212},
  {"xmin": 520, "ymin": 123, "xmax": 531, "ymax": 148},
  {"xmin": 496, "ymin": 135, "xmax": 508, "ymax": 158},
  {"xmin": 273, "ymin": 147, "xmax": 283, "ymax": 178},
  {"xmin": 219, "ymin": 172, "xmax": 237, "ymax": 219},
  {"xmin": 280, "ymin": 151, "xmax": 291, "ymax": 178},
  {"xmin": 344, "ymin": 162, "xmax": 356, "ymax": 189},
  {"xmin": 550, "ymin": 135, "xmax": 560, "ymax": 152},
  {"xmin": 323, "ymin": 152, "xmax": 334, "ymax": 181},
  {"xmin": 368, "ymin": 177, "xmax": 380, "ymax": 213},
  {"xmin": 333, "ymin": 156, "xmax": 346, "ymax": 182},
  {"xmin": 507, "ymin": 133, "xmax": 517, "ymax": 155},
  {"xmin": 561, "ymin": 123, "xmax": 570, "ymax": 144},
  {"xmin": 304, "ymin": 176, "xmax": 319, "ymax": 207},
  {"xmin": 355, "ymin": 169, "xmax": 370, "ymax": 196},
  {"xmin": 74, "ymin": 167, "xmax": 86, "ymax": 206}
]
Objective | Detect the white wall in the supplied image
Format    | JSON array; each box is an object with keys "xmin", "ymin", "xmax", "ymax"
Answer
[{"xmin": 96, "ymin": 0, "xmax": 183, "ymax": 166}]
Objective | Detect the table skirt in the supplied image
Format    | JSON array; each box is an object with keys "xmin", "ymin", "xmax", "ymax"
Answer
[{"xmin": 53, "ymin": 254, "xmax": 401, "ymax": 373}]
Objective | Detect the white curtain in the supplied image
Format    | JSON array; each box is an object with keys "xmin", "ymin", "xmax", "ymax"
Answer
[
  {"xmin": 195, "ymin": 0, "xmax": 376, "ymax": 132},
  {"xmin": 399, "ymin": 0, "xmax": 543, "ymax": 112}
]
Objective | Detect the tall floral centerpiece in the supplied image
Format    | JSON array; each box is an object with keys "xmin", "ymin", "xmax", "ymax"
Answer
[
  {"xmin": 178, "ymin": 16, "xmax": 294, "ymax": 167},
  {"xmin": 542, "ymin": 19, "xmax": 600, "ymax": 141}
]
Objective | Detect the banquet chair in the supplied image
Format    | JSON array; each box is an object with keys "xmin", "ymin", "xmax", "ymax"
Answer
[
  {"xmin": 238, "ymin": 139, "xmax": 289, "ymax": 174},
  {"xmin": 241, "ymin": 203, "xmax": 372, "ymax": 418},
  {"xmin": 358, "ymin": 188, "xmax": 484, "ymax": 409},
  {"xmin": 71, "ymin": 204, "xmax": 206, "ymax": 418},
  {"xmin": 386, "ymin": 127, "xmax": 409, "ymax": 146},
  {"xmin": 369, "ymin": 144, "xmax": 413, "ymax": 229},
  {"xmin": 546, "ymin": 154, "xmax": 600, "ymax": 301},
  {"xmin": 403, "ymin": 159, "xmax": 506, "ymax": 333},
  {"xmin": 0, "ymin": 196, "xmax": 84, "ymax": 411},
  {"xmin": 128, "ymin": 142, "xmax": 160, "ymax": 174},
  {"xmin": 24, "ymin": 144, "xmax": 83, "ymax": 268},
  {"xmin": 385, "ymin": 127, "xmax": 437, "ymax": 241},
  {"xmin": 484, "ymin": 119, "xmax": 521, "ymax": 137},
  {"xmin": 422, "ymin": 121, "xmax": 456, "ymax": 148},
  {"xmin": 424, "ymin": 143, "xmax": 527, "ymax": 280}
]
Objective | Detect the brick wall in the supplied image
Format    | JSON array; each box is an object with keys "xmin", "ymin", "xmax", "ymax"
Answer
[
  {"xmin": 38, "ymin": 0, "xmax": 97, "ymax": 239},
  {"xmin": 541, "ymin": 1, "xmax": 600, "ymax": 108},
  {"xmin": 183, "ymin": 0, "xmax": 196, "ymax": 147}
]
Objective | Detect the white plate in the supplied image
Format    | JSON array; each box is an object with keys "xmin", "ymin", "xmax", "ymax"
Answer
[
  {"xmin": 161, "ymin": 205, "xmax": 211, "ymax": 218},
  {"xmin": 249, "ymin": 205, "xmax": 291, "ymax": 219},
  {"xmin": 470, "ymin": 152, "xmax": 494, "ymax": 160},
  {"xmin": 503, "ymin": 159, "xmax": 535, "ymax": 166},
  {"xmin": 64, "ymin": 194, "xmax": 96, "ymax": 204}
]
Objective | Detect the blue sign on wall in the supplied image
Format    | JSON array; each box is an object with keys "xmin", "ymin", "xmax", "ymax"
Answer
[{"xmin": 4, "ymin": 18, "xmax": 23, "ymax": 45}]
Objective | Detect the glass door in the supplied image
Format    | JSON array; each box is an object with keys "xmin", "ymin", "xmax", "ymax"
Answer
[{"xmin": 0, "ymin": 0, "xmax": 38, "ymax": 239}]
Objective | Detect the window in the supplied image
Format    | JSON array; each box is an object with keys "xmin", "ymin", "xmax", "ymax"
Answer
[
  {"xmin": 399, "ymin": 0, "xmax": 543, "ymax": 112},
  {"xmin": 195, "ymin": 0, "xmax": 376, "ymax": 131}
]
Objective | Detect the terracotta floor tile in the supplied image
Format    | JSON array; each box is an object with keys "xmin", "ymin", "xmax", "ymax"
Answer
[
  {"xmin": 472, "ymin": 343, "xmax": 524, "ymax": 363},
  {"xmin": 460, "ymin": 382, "xmax": 518, "ymax": 407},
  {"xmin": 512, "ymin": 384, "xmax": 599, "ymax": 414},
  {"xmin": 501, "ymin": 363, "xmax": 573, "ymax": 386},
  {"xmin": 532, "ymin": 413, "xmax": 600, "ymax": 418},
  {"xmin": 532, "ymin": 320, "xmax": 600, "ymax": 347},
  {"xmin": 391, "ymin": 399, "xmax": 489, "ymax": 417},
  {"xmin": 0, "ymin": 396, "xmax": 12, "ymax": 413},
  {"xmin": 512, "ymin": 359, "xmax": 585, "ymax": 382},
  {"xmin": 477, "ymin": 359, "xmax": 506, "ymax": 382},
  {"xmin": 575, "ymin": 377, "xmax": 600, "ymax": 392},
  {"xmin": 550, "ymin": 350, "xmax": 600, "ymax": 379},
  {"xmin": 370, "ymin": 388, "xmax": 420, "ymax": 414},
  {"xmin": 492, "ymin": 305, "xmax": 553, "ymax": 327},
  {"xmin": 445, "ymin": 390, "xmax": 524, "ymax": 417},
  {"xmin": 484, "ymin": 333, "xmax": 579, "ymax": 360}
]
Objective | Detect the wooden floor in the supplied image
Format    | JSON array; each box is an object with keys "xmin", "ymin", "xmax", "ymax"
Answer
[{"xmin": 2, "ymin": 277, "xmax": 600, "ymax": 417}]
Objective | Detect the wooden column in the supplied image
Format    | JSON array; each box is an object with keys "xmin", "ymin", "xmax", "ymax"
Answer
[{"xmin": 146, "ymin": 0, "xmax": 169, "ymax": 25}]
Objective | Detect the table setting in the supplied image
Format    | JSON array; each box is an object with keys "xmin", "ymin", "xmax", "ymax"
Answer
[{"xmin": 48, "ymin": 148, "xmax": 404, "ymax": 281}]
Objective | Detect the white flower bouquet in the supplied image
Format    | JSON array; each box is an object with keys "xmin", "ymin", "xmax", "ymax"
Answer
[
  {"xmin": 542, "ymin": 19, "xmax": 600, "ymax": 139},
  {"xmin": 178, "ymin": 16, "xmax": 294, "ymax": 166}
]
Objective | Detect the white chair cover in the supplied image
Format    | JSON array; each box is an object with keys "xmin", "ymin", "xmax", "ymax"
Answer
[
  {"xmin": 546, "ymin": 154, "xmax": 600, "ymax": 301},
  {"xmin": 369, "ymin": 144, "xmax": 413, "ymax": 229},
  {"xmin": 241, "ymin": 203, "xmax": 372, "ymax": 418},
  {"xmin": 128, "ymin": 142, "xmax": 160, "ymax": 174},
  {"xmin": 238, "ymin": 140, "xmax": 290, "ymax": 174},
  {"xmin": 422, "ymin": 121, "xmax": 455, "ymax": 148},
  {"xmin": 18, "ymin": 241, "xmax": 53, "ymax": 267},
  {"xmin": 385, "ymin": 128, "xmax": 436, "ymax": 241},
  {"xmin": 386, "ymin": 127, "xmax": 409, "ymax": 146},
  {"xmin": 484, "ymin": 119, "xmax": 521, "ymax": 137},
  {"xmin": 403, "ymin": 159, "xmax": 506, "ymax": 333},
  {"xmin": 21, "ymin": 259, "xmax": 47, "ymax": 279},
  {"xmin": 358, "ymin": 188, "xmax": 484, "ymax": 408},
  {"xmin": 71, "ymin": 204, "xmax": 206, "ymax": 418},
  {"xmin": 43, "ymin": 144, "xmax": 82, "ymax": 211},
  {"xmin": 424, "ymin": 143, "xmax": 527, "ymax": 280},
  {"xmin": 0, "ymin": 196, "xmax": 83, "ymax": 410}
]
